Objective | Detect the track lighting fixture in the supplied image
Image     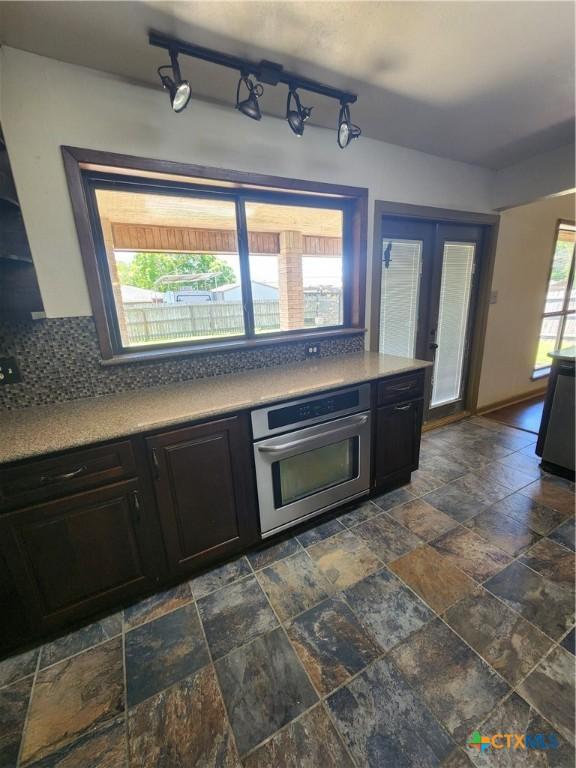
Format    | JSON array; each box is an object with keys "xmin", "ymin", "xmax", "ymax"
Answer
[
  {"xmin": 157, "ymin": 50, "xmax": 191, "ymax": 113},
  {"xmin": 150, "ymin": 33, "xmax": 360, "ymax": 145},
  {"xmin": 337, "ymin": 102, "xmax": 361, "ymax": 149},
  {"xmin": 286, "ymin": 88, "xmax": 313, "ymax": 136},
  {"xmin": 236, "ymin": 75, "xmax": 264, "ymax": 121}
]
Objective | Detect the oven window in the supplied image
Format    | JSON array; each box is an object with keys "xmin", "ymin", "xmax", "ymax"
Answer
[{"xmin": 272, "ymin": 437, "xmax": 358, "ymax": 508}]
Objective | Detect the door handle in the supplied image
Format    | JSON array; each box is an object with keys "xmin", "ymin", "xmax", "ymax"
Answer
[
  {"xmin": 429, "ymin": 343, "xmax": 439, "ymax": 350},
  {"xmin": 131, "ymin": 490, "xmax": 142, "ymax": 524},
  {"xmin": 151, "ymin": 448, "xmax": 160, "ymax": 478},
  {"xmin": 257, "ymin": 414, "xmax": 369, "ymax": 454}
]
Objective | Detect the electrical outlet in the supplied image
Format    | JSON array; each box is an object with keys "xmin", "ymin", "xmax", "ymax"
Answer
[
  {"xmin": 305, "ymin": 343, "xmax": 320, "ymax": 358},
  {"xmin": 0, "ymin": 357, "xmax": 21, "ymax": 384}
]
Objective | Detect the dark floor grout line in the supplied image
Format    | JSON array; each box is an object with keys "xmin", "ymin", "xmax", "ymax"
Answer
[
  {"xmin": 245, "ymin": 564, "xmax": 365, "ymax": 767},
  {"xmin": 312, "ymin": 626, "xmax": 462, "ymax": 756},
  {"xmin": 238, "ymin": 700, "xmax": 328, "ymax": 765},
  {"xmin": 319, "ymin": 700, "xmax": 361, "ymax": 768},
  {"xmin": 123, "ymin": 596, "xmax": 196, "ymax": 633},
  {"xmin": 190, "ymin": 600, "xmax": 243, "ymax": 764},
  {"xmin": 15, "ymin": 643, "xmax": 42, "ymax": 768}
]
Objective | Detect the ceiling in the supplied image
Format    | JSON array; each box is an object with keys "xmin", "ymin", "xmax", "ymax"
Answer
[
  {"xmin": 96, "ymin": 189, "xmax": 343, "ymax": 236},
  {"xmin": 0, "ymin": 1, "xmax": 574, "ymax": 169}
]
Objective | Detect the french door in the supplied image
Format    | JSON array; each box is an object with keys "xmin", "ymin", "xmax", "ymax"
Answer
[{"xmin": 377, "ymin": 217, "xmax": 485, "ymax": 421}]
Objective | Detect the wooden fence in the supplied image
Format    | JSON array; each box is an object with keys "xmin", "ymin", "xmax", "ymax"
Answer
[{"xmin": 124, "ymin": 296, "xmax": 341, "ymax": 344}]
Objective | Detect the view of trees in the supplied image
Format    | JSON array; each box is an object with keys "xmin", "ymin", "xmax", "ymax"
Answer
[
  {"xmin": 117, "ymin": 252, "xmax": 236, "ymax": 292},
  {"xmin": 551, "ymin": 240, "xmax": 573, "ymax": 282}
]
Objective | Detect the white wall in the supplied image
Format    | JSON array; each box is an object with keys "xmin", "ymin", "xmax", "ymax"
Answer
[
  {"xmin": 492, "ymin": 144, "xmax": 576, "ymax": 211},
  {"xmin": 477, "ymin": 192, "xmax": 575, "ymax": 408},
  {"xmin": 0, "ymin": 46, "xmax": 494, "ymax": 334}
]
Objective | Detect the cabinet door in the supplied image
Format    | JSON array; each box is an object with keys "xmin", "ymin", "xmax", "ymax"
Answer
[
  {"xmin": 373, "ymin": 399, "xmax": 423, "ymax": 489},
  {"xmin": 146, "ymin": 415, "xmax": 258, "ymax": 576},
  {"xmin": 0, "ymin": 479, "xmax": 157, "ymax": 632}
]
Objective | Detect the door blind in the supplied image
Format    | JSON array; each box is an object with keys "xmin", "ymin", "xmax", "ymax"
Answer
[
  {"xmin": 379, "ymin": 239, "xmax": 422, "ymax": 358},
  {"xmin": 431, "ymin": 242, "xmax": 475, "ymax": 407}
]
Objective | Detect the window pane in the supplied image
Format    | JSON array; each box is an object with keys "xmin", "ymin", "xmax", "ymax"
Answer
[
  {"xmin": 379, "ymin": 239, "xmax": 422, "ymax": 357},
  {"xmin": 560, "ymin": 313, "xmax": 576, "ymax": 350},
  {"xmin": 94, "ymin": 189, "xmax": 244, "ymax": 347},
  {"xmin": 544, "ymin": 235, "xmax": 573, "ymax": 313},
  {"xmin": 244, "ymin": 202, "xmax": 343, "ymax": 333},
  {"xmin": 431, "ymin": 242, "xmax": 475, "ymax": 407},
  {"xmin": 534, "ymin": 315, "xmax": 562, "ymax": 369}
]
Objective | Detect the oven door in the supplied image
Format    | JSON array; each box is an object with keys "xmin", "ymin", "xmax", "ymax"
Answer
[{"xmin": 254, "ymin": 411, "xmax": 371, "ymax": 536}]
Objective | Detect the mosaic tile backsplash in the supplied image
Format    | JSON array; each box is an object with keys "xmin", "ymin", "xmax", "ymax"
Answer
[{"xmin": 0, "ymin": 318, "xmax": 365, "ymax": 410}]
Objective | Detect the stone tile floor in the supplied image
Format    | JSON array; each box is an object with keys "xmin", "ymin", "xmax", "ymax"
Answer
[{"xmin": 1, "ymin": 416, "xmax": 574, "ymax": 767}]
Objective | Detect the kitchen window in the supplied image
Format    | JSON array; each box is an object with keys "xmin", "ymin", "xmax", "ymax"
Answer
[
  {"xmin": 533, "ymin": 221, "xmax": 575, "ymax": 377},
  {"xmin": 62, "ymin": 148, "xmax": 367, "ymax": 362}
]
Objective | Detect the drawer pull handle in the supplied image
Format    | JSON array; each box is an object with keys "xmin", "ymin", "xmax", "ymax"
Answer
[
  {"xmin": 394, "ymin": 404, "xmax": 412, "ymax": 411},
  {"xmin": 389, "ymin": 383, "xmax": 413, "ymax": 391},
  {"xmin": 39, "ymin": 465, "xmax": 87, "ymax": 484}
]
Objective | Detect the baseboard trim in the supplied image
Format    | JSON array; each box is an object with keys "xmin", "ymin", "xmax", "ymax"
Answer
[
  {"xmin": 476, "ymin": 388, "xmax": 547, "ymax": 416},
  {"xmin": 423, "ymin": 411, "xmax": 470, "ymax": 432}
]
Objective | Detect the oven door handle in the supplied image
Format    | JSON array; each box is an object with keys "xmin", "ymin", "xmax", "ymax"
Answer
[{"xmin": 256, "ymin": 414, "xmax": 369, "ymax": 454}]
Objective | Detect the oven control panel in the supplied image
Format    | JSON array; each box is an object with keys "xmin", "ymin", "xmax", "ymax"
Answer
[
  {"xmin": 251, "ymin": 383, "xmax": 371, "ymax": 440},
  {"xmin": 269, "ymin": 390, "xmax": 359, "ymax": 430}
]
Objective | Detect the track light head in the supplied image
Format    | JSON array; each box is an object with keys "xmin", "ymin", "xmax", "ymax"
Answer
[
  {"xmin": 337, "ymin": 102, "xmax": 361, "ymax": 148},
  {"xmin": 236, "ymin": 75, "xmax": 264, "ymax": 121},
  {"xmin": 158, "ymin": 52, "xmax": 191, "ymax": 113},
  {"xmin": 286, "ymin": 89, "xmax": 313, "ymax": 137}
]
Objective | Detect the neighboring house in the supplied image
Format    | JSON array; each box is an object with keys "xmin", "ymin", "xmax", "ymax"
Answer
[
  {"xmin": 211, "ymin": 282, "xmax": 279, "ymax": 302},
  {"xmin": 120, "ymin": 284, "xmax": 162, "ymax": 303}
]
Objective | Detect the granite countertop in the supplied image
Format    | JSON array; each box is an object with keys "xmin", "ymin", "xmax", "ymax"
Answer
[
  {"xmin": 0, "ymin": 352, "xmax": 431, "ymax": 465},
  {"xmin": 549, "ymin": 346, "xmax": 576, "ymax": 361}
]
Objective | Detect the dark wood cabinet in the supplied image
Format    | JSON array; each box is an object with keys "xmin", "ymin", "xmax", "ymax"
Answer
[
  {"xmin": 0, "ymin": 440, "xmax": 137, "ymax": 512},
  {"xmin": 146, "ymin": 415, "xmax": 258, "ymax": 576},
  {"xmin": 373, "ymin": 398, "xmax": 424, "ymax": 490},
  {"xmin": 0, "ymin": 373, "xmax": 427, "ymax": 653},
  {"xmin": 0, "ymin": 549, "xmax": 30, "ymax": 650},
  {"xmin": 0, "ymin": 479, "xmax": 158, "ymax": 633}
]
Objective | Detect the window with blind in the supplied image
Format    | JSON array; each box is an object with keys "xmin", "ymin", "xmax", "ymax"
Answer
[
  {"xmin": 378, "ymin": 239, "xmax": 422, "ymax": 358},
  {"xmin": 533, "ymin": 222, "xmax": 576, "ymax": 375},
  {"xmin": 431, "ymin": 242, "xmax": 475, "ymax": 407}
]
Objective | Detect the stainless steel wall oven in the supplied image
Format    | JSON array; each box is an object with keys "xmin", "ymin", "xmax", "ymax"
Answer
[{"xmin": 252, "ymin": 384, "xmax": 371, "ymax": 537}]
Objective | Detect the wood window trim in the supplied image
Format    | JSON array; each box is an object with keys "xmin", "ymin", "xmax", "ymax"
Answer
[
  {"xmin": 61, "ymin": 146, "xmax": 368, "ymax": 363},
  {"xmin": 532, "ymin": 218, "xmax": 576, "ymax": 377}
]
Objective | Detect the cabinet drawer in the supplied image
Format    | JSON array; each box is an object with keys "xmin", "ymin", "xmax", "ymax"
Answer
[
  {"xmin": 0, "ymin": 441, "xmax": 137, "ymax": 512},
  {"xmin": 377, "ymin": 371, "xmax": 424, "ymax": 405}
]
